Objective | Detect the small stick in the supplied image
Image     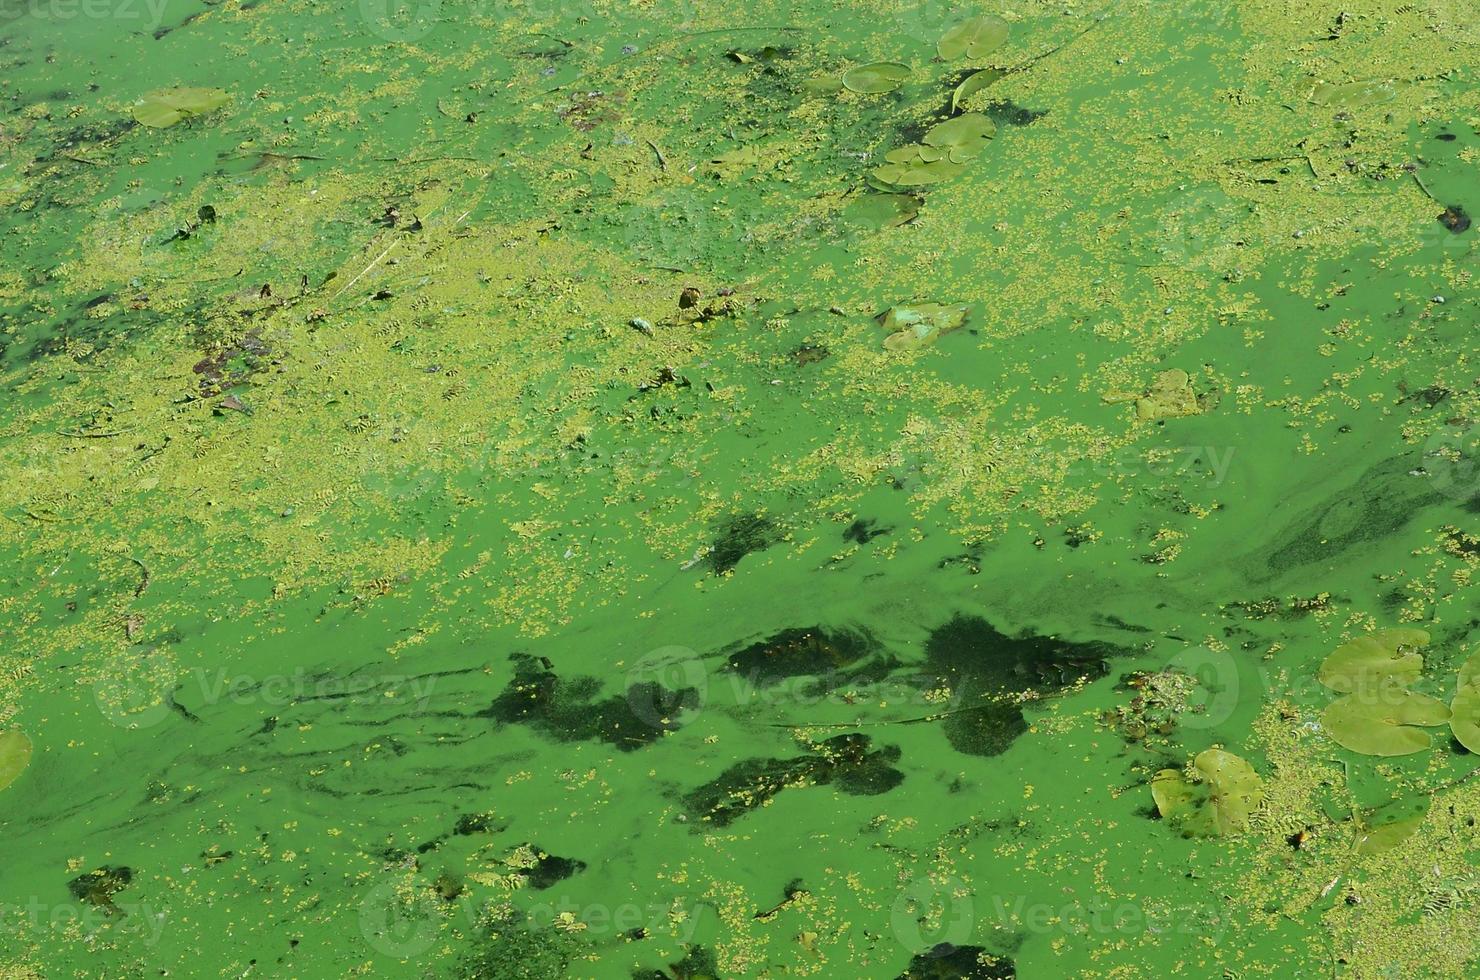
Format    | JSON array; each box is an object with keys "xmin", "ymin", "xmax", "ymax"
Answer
[{"xmin": 646, "ymin": 140, "xmax": 668, "ymax": 171}]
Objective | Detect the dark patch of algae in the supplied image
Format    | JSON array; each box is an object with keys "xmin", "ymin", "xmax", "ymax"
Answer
[{"xmin": 0, "ymin": 0, "xmax": 1477, "ymax": 976}]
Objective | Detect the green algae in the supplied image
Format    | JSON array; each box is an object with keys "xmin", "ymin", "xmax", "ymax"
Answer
[{"xmin": 0, "ymin": 0, "xmax": 1477, "ymax": 977}]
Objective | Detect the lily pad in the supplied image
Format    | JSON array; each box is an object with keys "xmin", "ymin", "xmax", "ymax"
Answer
[
  {"xmin": 884, "ymin": 144, "xmax": 947, "ymax": 165},
  {"xmin": 0, "ymin": 730, "xmax": 32, "ymax": 793},
  {"xmin": 1317, "ymin": 628, "xmax": 1429, "ymax": 694},
  {"xmin": 842, "ymin": 62, "xmax": 912, "ymax": 95},
  {"xmin": 923, "ymin": 112, "xmax": 996, "ymax": 163},
  {"xmin": 1309, "ymin": 79, "xmax": 1398, "ymax": 109},
  {"xmin": 1449, "ymin": 684, "xmax": 1480, "ymax": 753},
  {"xmin": 132, "ymin": 87, "xmax": 230, "ymax": 128},
  {"xmin": 938, "ymin": 14, "xmax": 1010, "ymax": 61},
  {"xmin": 1355, "ymin": 794, "xmax": 1430, "ymax": 855},
  {"xmin": 880, "ymin": 303, "xmax": 969, "ymax": 352},
  {"xmin": 842, "ymin": 193, "xmax": 919, "ymax": 231},
  {"xmin": 1322, "ymin": 688, "xmax": 1449, "ymax": 756},
  {"xmin": 1150, "ymin": 748, "xmax": 1264, "ymax": 838},
  {"xmin": 1456, "ymin": 646, "xmax": 1480, "ymax": 691},
  {"xmin": 869, "ymin": 158, "xmax": 965, "ymax": 188},
  {"xmin": 952, "ymin": 68, "xmax": 1005, "ymax": 111}
]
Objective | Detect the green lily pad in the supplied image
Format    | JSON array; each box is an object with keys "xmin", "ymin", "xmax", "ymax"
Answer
[
  {"xmin": 1355, "ymin": 794, "xmax": 1430, "ymax": 855},
  {"xmin": 938, "ymin": 14, "xmax": 1011, "ymax": 61},
  {"xmin": 1310, "ymin": 79, "xmax": 1398, "ymax": 109},
  {"xmin": 1322, "ymin": 688, "xmax": 1449, "ymax": 756},
  {"xmin": 1317, "ymin": 628, "xmax": 1429, "ymax": 694},
  {"xmin": 132, "ymin": 87, "xmax": 231, "ymax": 128},
  {"xmin": 1456, "ymin": 646, "xmax": 1480, "ymax": 691},
  {"xmin": 842, "ymin": 62, "xmax": 912, "ymax": 95},
  {"xmin": 870, "ymin": 158, "xmax": 965, "ymax": 188},
  {"xmin": 952, "ymin": 68, "xmax": 1005, "ymax": 112},
  {"xmin": 842, "ymin": 193, "xmax": 919, "ymax": 231},
  {"xmin": 802, "ymin": 76, "xmax": 845, "ymax": 96},
  {"xmin": 0, "ymin": 730, "xmax": 33, "ymax": 793},
  {"xmin": 1150, "ymin": 748, "xmax": 1264, "ymax": 838},
  {"xmin": 923, "ymin": 112, "xmax": 996, "ymax": 162},
  {"xmin": 884, "ymin": 144, "xmax": 947, "ymax": 165},
  {"xmin": 1450, "ymin": 684, "xmax": 1480, "ymax": 753},
  {"xmin": 880, "ymin": 303, "xmax": 969, "ymax": 352}
]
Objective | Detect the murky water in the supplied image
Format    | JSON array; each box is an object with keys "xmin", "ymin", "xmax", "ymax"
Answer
[{"xmin": 1, "ymin": 1, "xmax": 1478, "ymax": 977}]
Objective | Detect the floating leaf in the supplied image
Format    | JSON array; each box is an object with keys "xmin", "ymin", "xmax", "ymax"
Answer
[
  {"xmin": 1135, "ymin": 369, "xmax": 1200, "ymax": 421},
  {"xmin": 869, "ymin": 158, "xmax": 965, "ymax": 188},
  {"xmin": 952, "ymin": 68, "xmax": 1005, "ymax": 111},
  {"xmin": 1151, "ymin": 748, "xmax": 1264, "ymax": 838},
  {"xmin": 842, "ymin": 193, "xmax": 919, "ymax": 231},
  {"xmin": 1450, "ymin": 684, "xmax": 1480, "ymax": 753},
  {"xmin": 0, "ymin": 731, "xmax": 32, "ymax": 793},
  {"xmin": 132, "ymin": 87, "xmax": 230, "ymax": 128},
  {"xmin": 880, "ymin": 303, "xmax": 968, "ymax": 352},
  {"xmin": 842, "ymin": 62, "xmax": 912, "ymax": 95},
  {"xmin": 938, "ymin": 14, "xmax": 1011, "ymax": 61},
  {"xmin": 1309, "ymin": 79, "xmax": 1398, "ymax": 108},
  {"xmin": 1456, "ymin": 646, "xmax": 1480, "ymax": 691},
  {"xmin": 1318, "ymin": 628, "xmax": 1429, "ymax": 694},
  {"xmin": 923, "ymin": 112, "xmax": 996, "ymax": 162},
  {"xmin": 884, "ymin": 144, "xmax": 947, "ymax": 165},
  {"xmin": 1355, "ymin": 794, "xmax": 1430, "ymax": 855},
  {"xmin": 1322, "ymin": 688, "xmax": 1449, "ymax": 756},
  {"xmin": 802, "ymin": 76, "xmax": 845, "ymax": 96}
]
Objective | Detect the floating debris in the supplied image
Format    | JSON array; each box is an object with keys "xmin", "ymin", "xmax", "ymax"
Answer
[
  {"xmin": 131, "ymin": 87, "xmax": 230, "ymax": 128},
  {"xmin": 879, "ymin": 302, "xmax": 969, "ymax": 351}
]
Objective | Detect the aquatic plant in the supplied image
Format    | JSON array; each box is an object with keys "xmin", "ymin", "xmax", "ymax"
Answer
[
  {"xmin": 1134, "ymin": 369, "xmax": 1200, "ymax": 421},
  {"xmin": 1448, "ymin": 648, "xmax": 1480, "ymax": 752},
  {"xmin": 952, "ymin": 68, "xmax": 1005, "ymax": 112},
  {"xmin": 842, "ymin": 62, "xmax": 912, "ymax": 95},
  {"xmin": 1321, "ymin": 688, "xmax": 1450, "ymax": 756},
  {"xmin": 922, "ymin": 112, "xmax": 997, "ymax": 162},
  {"xmin": 879, "ymin": 303, "xmax": 969, "ymax": 351},
  {"xmin": 1309, "ymin": 79, "xmax": 1397, "ymax": 109},
  {"xmin": 841, "ymin": 193, "xmax": 920, "ymax": 231},
  {"xmin": 1354, "ymin": 793, "xmax": 1430, "ymax": 855},
  {"xmin": 1151, "ymin": 748, "xmax": 1264, "ymax": 837},
  {"xmin": 131, "ymin": 87, "xmax": 230, "ymax": 128},
  {"xmin": 937, "ymin": 15, "xmax": 1011, "ymax": 60},
  {"xmin": 0, "ymin": 730, "xmax": 31, "ymax": 793},
  {"xmin": 1317, "ymin": 628, "xmax": 1429, "ymax": 693}
]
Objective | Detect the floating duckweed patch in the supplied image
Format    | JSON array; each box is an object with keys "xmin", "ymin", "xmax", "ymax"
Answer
[
  {"xmin": 1151, "ymin": 749, "xmax": 1264, "ymax": 838},
  {"xmin": 1309, "ymin": 78, "xmax": 1398, "ymax": 108},
  {"xmin": 0, "ymin": 731, "xmax": 31, "ymax": 793},
  {"xmin": 130, "ymin": 87, "xmax": 229, "ymax": 128}
]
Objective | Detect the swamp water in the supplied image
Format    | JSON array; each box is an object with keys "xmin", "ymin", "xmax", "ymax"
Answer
[{"xmin": 0, "ymin": 0, "xmax": 1478, "ymax": 977}]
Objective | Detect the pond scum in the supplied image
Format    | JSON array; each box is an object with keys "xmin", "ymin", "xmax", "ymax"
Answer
[{"xmin": 0, "ymin": 0, "xmax": 1477, "ymax": 977}]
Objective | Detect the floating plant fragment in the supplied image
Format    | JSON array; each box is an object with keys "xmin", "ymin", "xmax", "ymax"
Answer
[
  {"xmin": 0, "ymin": 730, "xmax": 31, "ymax": 793},
  {"xmin": 952, "ymin": 68, "xmax": 1005, "ymax": 111},
  {"xmin": 842, "ymin": 62, "xmax": 912, "ymax": 95},
  {"xmin": 842, "ymin": 193, "xmax": 919, "ymax": 231},
  {"xmin": 1317, "ymin": 628, "xmax": 1429, "ymax": 694},
  {"xmin": 131, "ymin": 87, "xmax": 230, "ymax": 128},
  {"xmin": 1309, "ymin": 79, "xmax": 1398, "ymax": 108},
  {"xmin": 923, "ymin": 112, "xmax": 996, "ymax": 162},
  {"xmin": 1456, "ymin": 646, "xmax": 1480, "ymax": 690},
  {"xmin": 938, "ymin": 14, "xmax": 1010, "ymax": 60},
  {"xmin": 879, "ymin": 302, "xmax": 969, "ymax": 351},
  {"xmin": 1321, "ymin": 688, "xmax": 1449, "ymax": 756},
  {"xmin": 1150, "ymin": 748, "xmax": 1264, "ymax": 838},
  {"xmin": 1104, "ymin": 369, "xmax": 1202, "ymax": 421},
  {"xmin": 1355, "ymin": 794, "xmax": 1430, "ymax": 855}
]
